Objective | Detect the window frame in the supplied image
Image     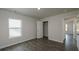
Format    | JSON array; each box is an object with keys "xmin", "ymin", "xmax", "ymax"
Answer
[{"xmin": 8, "ymin": 18, "xmax": 22, "ymax": 38}]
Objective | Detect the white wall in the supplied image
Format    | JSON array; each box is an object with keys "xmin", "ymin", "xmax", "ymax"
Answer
[
  {"xmin": 0, "ymin": 10, "xmax": 38, "ymax": 49},
  {"xmin": 40, "ymin": 11, "xmax": 79, "ymax": 43},
  {"xmin": 37, "ymin": 20, "xmax": 43, "ymax": 38}
]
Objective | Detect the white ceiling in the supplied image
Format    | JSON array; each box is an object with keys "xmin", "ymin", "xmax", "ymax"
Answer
[{"xmin": 2, "ymin": 8, "xmax": 79, "ymax": 19}]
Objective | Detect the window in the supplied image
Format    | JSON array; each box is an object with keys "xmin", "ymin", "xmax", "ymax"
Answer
[
  {"xmin": 9, "ymin": 19, "xmax": 22, "ymax": 38},
  {"xmin": 77, "ymin": 22, "xmax": 79, "ymax": 32},
  {"xmin": 65, "ymin": 24, "xmax": 68, "ymax": 32}
]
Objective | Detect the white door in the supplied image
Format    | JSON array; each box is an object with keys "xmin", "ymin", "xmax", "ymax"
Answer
[{"xmin": 37, "ymin": 20, "xmax": 43, "ymax": 38}]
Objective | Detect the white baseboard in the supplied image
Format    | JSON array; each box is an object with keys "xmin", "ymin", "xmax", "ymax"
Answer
[
  {"xmin": 49, "ymin": 39, "xmax": 64, "ymax": 43},
  {"xmin": 0, "ymin": 38, "xmax": 36, "ymax": 49}
]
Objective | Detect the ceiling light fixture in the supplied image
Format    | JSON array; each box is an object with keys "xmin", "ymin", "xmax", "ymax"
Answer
[{"xmin": 37, "ymin": 8, "xmax": 40, "ymax": 10}]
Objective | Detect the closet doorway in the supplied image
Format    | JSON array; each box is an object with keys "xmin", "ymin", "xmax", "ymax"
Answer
[{"xmin": 43, "ymin": 21, "xmax": 48, "ymax": 39}]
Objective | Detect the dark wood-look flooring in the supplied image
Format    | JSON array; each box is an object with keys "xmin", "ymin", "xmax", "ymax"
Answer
[{"xmin": 0, "ymin": 38, "xmax": 64, "ymax": 51}]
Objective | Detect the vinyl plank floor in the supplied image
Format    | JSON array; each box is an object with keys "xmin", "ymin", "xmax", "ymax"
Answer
[{"xmin": 0, "ymin": 38, "xmax": 64, "ymax": 51}]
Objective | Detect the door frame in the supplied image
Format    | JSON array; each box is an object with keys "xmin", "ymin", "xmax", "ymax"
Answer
[{"xmin": 43, "ymin": 21, "xmax": 48, "ymax": 39}]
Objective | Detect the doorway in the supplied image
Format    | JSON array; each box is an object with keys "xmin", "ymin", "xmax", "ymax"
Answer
[
  {"xmin": 43, "ymin": 21, "xmax": 48, "ymax": 39},
  {"xmin": 64, "ymin": 18, "xmax": 78, "ymax": 51}
]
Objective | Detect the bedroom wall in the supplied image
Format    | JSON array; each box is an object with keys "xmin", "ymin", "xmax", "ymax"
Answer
[
  {"xmin": 40, "ymin": 10, "xmax": 79, "ymax": 43},
  {"xmin": 0, "ymin": 9, "xmax": 38, "ymax": 49}
]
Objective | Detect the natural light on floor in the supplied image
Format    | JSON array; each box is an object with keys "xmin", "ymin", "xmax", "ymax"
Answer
[{"xmin": 9, "ymin": 19, "xmax": 22, "ymax": 38}]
